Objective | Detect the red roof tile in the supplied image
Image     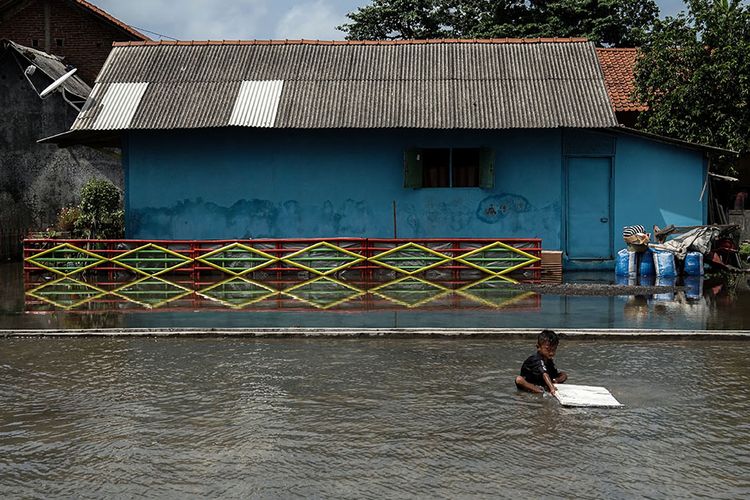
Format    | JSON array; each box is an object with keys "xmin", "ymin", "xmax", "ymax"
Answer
[{"xmin": 596, "ymin": 48, "xmax": 647, "ymax": 112}]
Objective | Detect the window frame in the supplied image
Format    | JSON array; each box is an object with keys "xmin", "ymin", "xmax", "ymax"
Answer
[{"xmin": 404, "ymin": 147, "xmax": 494, "ymax": 189}]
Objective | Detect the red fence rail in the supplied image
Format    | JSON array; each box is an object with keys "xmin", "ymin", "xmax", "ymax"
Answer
[{"xmin": 23, "ymin": 237, "xmax": 543, "ymax": 281}]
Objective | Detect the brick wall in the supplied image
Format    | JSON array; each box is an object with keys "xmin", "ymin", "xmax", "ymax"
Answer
[{"xmin": 0, "ymin": 0, "xmax": 142, "ymax": 84}]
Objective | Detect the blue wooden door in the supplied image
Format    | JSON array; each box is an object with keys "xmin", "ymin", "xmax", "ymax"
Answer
[{"xmin": 566, "ymin": 157, "xmax": 612, "ymax": 259}]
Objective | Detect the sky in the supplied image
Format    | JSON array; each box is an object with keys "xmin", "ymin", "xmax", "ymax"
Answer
[{"xmin": 89, "ymin": 0, "xmax": 690, "ymax": 41}]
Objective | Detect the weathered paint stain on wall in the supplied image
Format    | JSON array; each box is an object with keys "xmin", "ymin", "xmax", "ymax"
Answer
[
  {"xmin": 476, "ymin": 194, "xmax": 531, "ymax": 223},
  {"xmin": 130, "ymin": 197, "xmax": 373, "ymax": 239}
]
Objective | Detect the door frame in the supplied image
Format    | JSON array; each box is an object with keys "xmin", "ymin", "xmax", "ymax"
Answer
[{"xmin": 563, "ymin": 155, "xmax": 614, "ymax": 261}]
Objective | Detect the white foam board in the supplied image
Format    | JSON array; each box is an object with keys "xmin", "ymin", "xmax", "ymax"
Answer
[{"xmin": 553, "ymin": 384, "xmax": 622, "ymax": 408}]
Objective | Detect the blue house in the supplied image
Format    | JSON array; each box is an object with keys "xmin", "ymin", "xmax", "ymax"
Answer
[{"xmin": 47, "ymin": 38, "xmax": 723, "ymax": 269}]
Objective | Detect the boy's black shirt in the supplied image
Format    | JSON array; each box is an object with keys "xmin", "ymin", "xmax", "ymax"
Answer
[{"xmin": 519, "ymin": 352, "xmax": 560, "ymax": 386}]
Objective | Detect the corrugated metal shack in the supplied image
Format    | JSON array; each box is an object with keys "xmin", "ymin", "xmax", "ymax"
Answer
[{"xmin": 47, "ymin": 38, "xmax": 719, "ymax": 269}]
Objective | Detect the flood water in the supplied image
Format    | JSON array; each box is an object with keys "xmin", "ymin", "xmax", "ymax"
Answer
[
  {"xmin": 3, "ymin": 262, "xmax": 750, "ymax": 330},
  {"xmin": 1, "ymin": 337, "xmax": 748, "ymax": 498}
]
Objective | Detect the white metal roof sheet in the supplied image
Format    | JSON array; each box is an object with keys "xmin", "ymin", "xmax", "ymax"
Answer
[
  {"xmin": 229, "ymin": 80, "xmax": 283, "ymax": 127},
  {"xmin": 89, "ymin": 82, "xmax": 148, "ymax": 130}
]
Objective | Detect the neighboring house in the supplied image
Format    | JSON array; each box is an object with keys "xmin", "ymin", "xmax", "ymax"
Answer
[
  {"xmin": 47, "ymin": 38, "xmax": 729, "ymax": 270},
  {"xmin": 0, "ymin": 0, "xmax": 148, "ymax": 84},
  {"xmin": 596, "ymin": 48, "xmax": 647, "ymax": 127},
  {"xmin": 597, "ymin": 47, "xmax": 749, "ymax": 205},
  {"xmin": 0, "ymin": 39, "xmax": 120, "ymax": 257}
]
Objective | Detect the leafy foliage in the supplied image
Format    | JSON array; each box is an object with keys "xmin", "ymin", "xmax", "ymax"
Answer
[
  {"xmin": 55, "ymin": 206, "xmax": 81, "ymax": 233},
  {"xmin": 72, "ymin": 179, "xmax": 124, "ymax": 239},
  {"xmin": 635, "ymin": 0, "xmax": 750, "ymax": 163},
  {"xmin": 338, "ymin": 0, "xmax": 659, "ymax": 47}
]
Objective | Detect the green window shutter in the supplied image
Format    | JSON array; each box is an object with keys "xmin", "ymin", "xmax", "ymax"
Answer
[
  {"xmin": 404, "ymin": 148, "xmax": 423, "ymax": 188},
  {"xmin": 479, "ymin": 147, "xmax": 494, "ymax": 188}
]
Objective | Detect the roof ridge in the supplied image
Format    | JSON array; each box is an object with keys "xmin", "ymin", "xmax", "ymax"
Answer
[
  {"xmin": 112, "ymin": 37, "xmax": 590, "ymax": 48},
  {"xmin": 72, "ymin": 0, "xmax": 150, "ymax": 41},
  {"xmin": 595, "ymin": 47, "xmax": 639, "ymax": 52}
]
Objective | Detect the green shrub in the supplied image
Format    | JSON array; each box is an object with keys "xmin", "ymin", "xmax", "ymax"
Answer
[
  {"xmin": 55, "ymin": 206, "xmax": 81, "ymax": 232},
  {"xmin": 73, "ymin": 179, "xmax": 124, "ymax": 239},
  {"xmin": 740, "ymin": 243, "xmax": 750, "ymax": 266}
]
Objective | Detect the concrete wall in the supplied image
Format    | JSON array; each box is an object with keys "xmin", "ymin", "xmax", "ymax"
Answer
[
  {"xmin": 0, "ymin": 48, "xmax": 121, "ymax": 256},
  {"xmin": 124, "ymin": 127, "xmax": 707, "ymax": 268}
]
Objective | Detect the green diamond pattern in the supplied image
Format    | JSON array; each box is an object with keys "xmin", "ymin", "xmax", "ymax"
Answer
[
  {"xmin": 112, "ymin": 244, "xmax": 191, "ymax": 276},
  {"xmin": 371, "ymin": 277, "xmax": 449, "ymax": 307},
  {"xmin": 26, "ymin": 243, "xmax": 106, "ymax": 276},
  {"xmin": 457, "ymin": 242, "xmax": 539, "ymax": 275},
  {"xmin": 26, "ymin": 277, "xmax": 106, "ymax": 309},
  {"xmin": 198, "ymin": 277, "xmax": 278, "ymax": 308},
  {"xmin": 369, "ymin": 243, "xmax": 451, "ymax": 275},
  {"xmin": 457, "ymin": 277, "xmax": 535, "ymax": 308},
  {"xmin": 112, "ymin": 278, "xmax": 192, "ymax": 308},
  {"xmin": 283, "ymin": 277, "xmax": 363, "ymax": 309},
  {"xmin": 283, "ymin": 242, "xmax": 364, "ymax": 276},
  {"xmin": 197, "ymin": 243, "xmax": 276, "ymax": 276}
]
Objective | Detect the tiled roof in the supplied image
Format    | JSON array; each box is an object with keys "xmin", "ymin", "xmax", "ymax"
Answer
[
  {"xmin": 596, "ymin": 48, "xmax": 647, "ymax": 112},
  {"xmin": 72, "ymin": 0, "xmax": 149, "ymax": 41},
  {"xmin": 71, "ymin": 39, "xmax": 618, "ymax": 131}
]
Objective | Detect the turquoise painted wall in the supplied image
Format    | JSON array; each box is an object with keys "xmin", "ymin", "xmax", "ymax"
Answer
[
  {"xmin": 614, "ymin": 133, "xmax": 706, "ymax": 232},
  {"xmin": 125, "ymin": 128, "xmax": 564, "ymax": 245},
  {"xmin": 124, "ymin": 127, "xmax": 706, "ymax": 267}
]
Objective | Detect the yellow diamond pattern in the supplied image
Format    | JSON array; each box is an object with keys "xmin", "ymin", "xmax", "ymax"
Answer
[
  {"xmin": 368, "ymin": 242, "xmax": 451, "ymax": 276},
  {"xmin": 25, "ymin": 243, "xmax": 107, "ymax": 277},
  {"xmin": 282, "ymin": 241, "xmax": 365, "ymax": 276},
  {"xmin": 197, "ymin": 276, "xmax": 278, "ymax": 308},
  {"xmin": 111, "ymin": 244, "xmax": 192, "ymax": 277},
  {"xmin": 197, "ymin": 243, "xmax": 277, "ymax": 276},
  {"xmin": 456, "ymin": 241, "xmax": 540, "ymax": 276}
]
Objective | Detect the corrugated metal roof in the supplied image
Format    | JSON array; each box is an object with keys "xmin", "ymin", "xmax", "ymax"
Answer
[
  {"xmin": 4, "ymin": 40, "xmax": 91, "ymax": 99},
  {"xmin": 71, "ymin": 39, "xmax": 618, "ymax": 131},
  {"xmin": 229, "ymin": 80, "xmax": 283, "ymax": 127}
]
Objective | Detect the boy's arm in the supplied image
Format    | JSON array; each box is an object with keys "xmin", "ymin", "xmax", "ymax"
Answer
[
  {"xmin": 516, "ymin": 376, "xmax": 544, "ymax": 393},
  {"xmin": 542, "ymin": 372, "xmax": 557, "ymax": 395}
]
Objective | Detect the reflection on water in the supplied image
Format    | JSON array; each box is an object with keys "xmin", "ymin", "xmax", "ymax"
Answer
[
  {"xmin": 23, "ymin": 273, "xmax": 539, "ymax": 312},
  {"xmin": 1, "ymin": 338, "xmax": 748, "ymax": 498},
  {"xmin": 3, "ymin": 263, "xmax": 750, "ymax": 330}
]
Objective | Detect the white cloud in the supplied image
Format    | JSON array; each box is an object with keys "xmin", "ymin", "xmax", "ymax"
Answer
[{"xmin": 274, "ymin": 1, "xmax": 347, "ymax": 40}]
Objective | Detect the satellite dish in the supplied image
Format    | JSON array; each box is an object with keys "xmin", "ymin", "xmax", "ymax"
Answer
[{"xmin": 40, "ymin": 67, "xmax": 77, "ymax": 98}]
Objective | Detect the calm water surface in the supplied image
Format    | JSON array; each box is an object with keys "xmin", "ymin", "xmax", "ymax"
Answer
[{"xmin": 1, "ymin": 338, "xmax": 749, "ymax": 498}]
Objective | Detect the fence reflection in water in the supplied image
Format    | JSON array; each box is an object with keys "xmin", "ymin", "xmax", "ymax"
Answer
[{"xmin": 25, "ymin": 274, "xmax": 541, "ymax": 312}]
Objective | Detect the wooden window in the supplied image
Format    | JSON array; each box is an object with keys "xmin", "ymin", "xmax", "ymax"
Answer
[{"xmin": 404, "ymin": 148, "xmax": 494, "ymax": 188}]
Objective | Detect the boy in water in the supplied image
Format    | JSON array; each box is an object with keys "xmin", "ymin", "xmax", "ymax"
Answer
[{"xmin": 515, "ymin": 329, "xmax": 567, "ymax": 395}]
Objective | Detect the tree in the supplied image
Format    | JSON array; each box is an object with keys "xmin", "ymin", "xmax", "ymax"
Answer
[
  {"xmin": 338, "ymin": 0, "xmax": 659, "ymax": 47},
  {"xmin": 635, "ymin": 0, "xmax": 750, "ymax": 161},
  {"xmin": 527, "ymin": 0, "xmax": 659, "ymax": 47}
]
